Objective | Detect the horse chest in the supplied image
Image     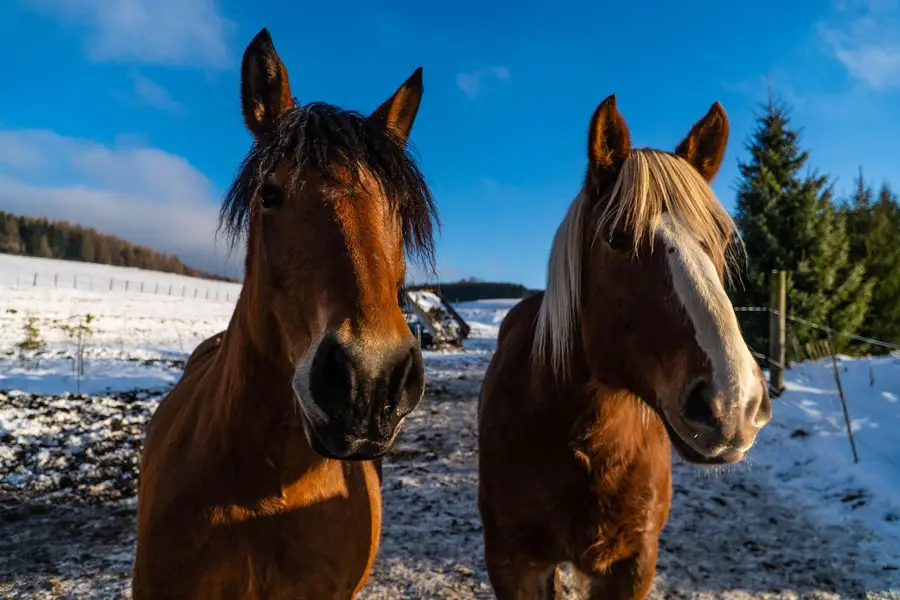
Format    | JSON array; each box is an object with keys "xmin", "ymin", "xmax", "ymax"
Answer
[
  {"xmin": 235, "ymin": 460, "xmax": 383, "ymax": 598},
  {"xmin": 564, "ymin": 459, "xmax": 671, "ymax": 572},
  {"xmin": 139, "ymin": 461, "xmax": 382, "ymax": 599}
]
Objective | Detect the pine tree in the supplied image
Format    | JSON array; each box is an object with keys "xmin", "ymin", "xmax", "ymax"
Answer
[
  {"xmin": 730, "ymin": 100, "xmax": 872, "ymax": 358},
  {"xmin": 29, "ymin": 229, "xmax": 52, "ymax": 258},
  {"xmin": 0, "ymin": 214, "xmax": 22, "ymax": 254},
  {"xmin": 842, "ymin": 176, "xmax": 900, "ymax": 349},
  {"xmin": 844, "ymin": 167, "xmax": 872, "ymax": 265}
]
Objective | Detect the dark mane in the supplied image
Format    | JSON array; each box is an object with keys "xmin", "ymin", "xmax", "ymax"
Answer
[{"xmin": 219, "ymin": 102, "xmax": 438, "ymax": 269}]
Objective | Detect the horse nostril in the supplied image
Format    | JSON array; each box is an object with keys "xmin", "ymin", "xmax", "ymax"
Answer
[
  {"xmin": 682, "ymin": 380, "xmax": 721, "ymax": 430},
  {"xmin": 309, "ymin": 336, "xmax": 357, "ymax": 414},
  {"xmin": 749, "ymin": 389, "xmax": 772, "ymax": 429},
  {"xmin": 321, "ymin": 342, "xmax": 348, "ymax": 388},
  {"xmin": 390, "ymin": 346, "xmax": 424, "ymax": 417},
  {"xmin": 405, "ymin": 347, "xmax": 424, "ymax": 391}
]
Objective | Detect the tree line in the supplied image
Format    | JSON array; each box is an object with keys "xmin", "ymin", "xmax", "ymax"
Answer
[
  {"xmin": 0, "ymin": 211, "xmax": 234, "ymax": 282},
  {"xmin": 729, "ymin": 98, "xmax": 900, "ymax": 358},
  {"xmin": 407, "ymin": 279, "xmax": 538, "ymax": 303}
]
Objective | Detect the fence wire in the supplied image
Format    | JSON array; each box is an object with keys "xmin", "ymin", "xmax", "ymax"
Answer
[
  {"xmin": 736, "ymin": 305, "xmax": 900, "ymax": 473},
  {"xmin": 733, "ymin": 306, "xmax": 900, "ymax": 353}
]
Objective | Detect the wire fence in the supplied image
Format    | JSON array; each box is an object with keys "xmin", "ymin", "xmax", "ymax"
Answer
[
  {"xmin": 734, "ymin": 306, "xmax": 900, "ymax": 352},
  {"xmin": 4, "ymin": 272, "xmax": 241, "ymax": 303},
  {"xmin": 734, "ymin": 304, "xmax": 900, "ymax": 472}
]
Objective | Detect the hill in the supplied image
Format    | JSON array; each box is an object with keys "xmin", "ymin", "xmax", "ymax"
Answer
[{"xmin": 0, "ymin": 210, "xmax": 234, "ymax": 282}]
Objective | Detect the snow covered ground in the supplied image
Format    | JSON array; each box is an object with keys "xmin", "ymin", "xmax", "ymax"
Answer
[
  {"xmin": 0, "ymin": 256, "xmax": 898, "ymax": 598},
  {"xmin": 0, "ymin": 253, "xmax": 242, "ymax": 299}
]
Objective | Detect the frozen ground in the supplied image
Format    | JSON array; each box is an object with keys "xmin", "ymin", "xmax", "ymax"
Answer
[{"xmin": 0, "ymin": 257, "xmax": 898, "ymax": 598}]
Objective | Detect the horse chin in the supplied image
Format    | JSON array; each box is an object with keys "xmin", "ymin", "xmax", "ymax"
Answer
[
  {"xmin": 299, "ymin": 415, "xmax": 396, "ymax": 462},
  {"xmin": 658, "ymin": 411, "xmax": 744, "ymax": 466}
]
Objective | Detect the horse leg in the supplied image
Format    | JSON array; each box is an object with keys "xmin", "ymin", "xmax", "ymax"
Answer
[
  {"xmin": 584, "ymin": 544, "xmax": 658, "ymax": 600},
  {"xmin": 484, "ymin": 551, "xmax": 560, "ymax": 600}
]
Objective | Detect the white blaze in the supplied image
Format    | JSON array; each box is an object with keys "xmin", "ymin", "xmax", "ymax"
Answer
[{"xmin": 655, "ymin": 214, "xmax": 761, "ymax": 414}]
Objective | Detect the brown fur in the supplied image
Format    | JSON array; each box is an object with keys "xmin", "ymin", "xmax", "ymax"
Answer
[
  {"xmin": 181, "ymin": 331, "xmax": 224, "ymax": 375},
  {"xmin": 477, "ymin": 96, "xmax": 771, "ymax": 599},
  {"xmin": 133, "ymin": 28, "xmax": 434, "ymax": 599}
]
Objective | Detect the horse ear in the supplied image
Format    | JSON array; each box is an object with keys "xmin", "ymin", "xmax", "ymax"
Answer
[
  {"xmin": 240, "ymin": 28, "xmax": 295, "ymax": 139},
  {"xmin": 675, "ymin": 102, "xmax": 729, "ymax": 181},
  {"xmin": 588, "ymin": 94, "xmax": 631, "ymax": 181},
  {"xmin": 369, "ymin": 67, "xmax": 424, "ymax": 146}
]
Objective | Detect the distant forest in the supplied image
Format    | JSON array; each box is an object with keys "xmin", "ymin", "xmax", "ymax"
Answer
[
  {"xmin": 409, "ymin": 279, "xmax": 539, "ymax": 303},
  {"xmin": 0, "ymin": 211, "xmax": 234, "ymax": 282}
]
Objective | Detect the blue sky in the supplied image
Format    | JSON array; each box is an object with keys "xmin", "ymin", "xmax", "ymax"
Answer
[{"xmin": 1, "ymin": 0, "xmax": 899, "ymax": 289}]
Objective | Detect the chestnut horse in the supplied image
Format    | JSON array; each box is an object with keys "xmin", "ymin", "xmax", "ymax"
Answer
[
  {"xmin": 133, "ymin": 28, "xmax": 437, "ymax": 599},
  {"xmin": 477, "ymin": 95, "xmax": 772, "ymax": 599}
]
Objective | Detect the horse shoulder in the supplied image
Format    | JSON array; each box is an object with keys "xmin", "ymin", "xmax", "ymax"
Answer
[
  {"xmin": 496, "ymin": 292, "xmax": 543, "ymax": 352},
  {"xmin": 138, "ymin": 335, "xmax": 225, "ymax": 514},
  {"xmin": 478, "ymin": 292, "xmax": 543, "ymax": 425},
  {"xmin": 134, "ymin": 363, "xmax": 220, "ymax": 598}
]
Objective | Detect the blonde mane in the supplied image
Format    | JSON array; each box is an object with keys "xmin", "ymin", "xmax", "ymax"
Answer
[{"xmin": 533, "ymin": 148, "xmax": 741, "ymax": 377}]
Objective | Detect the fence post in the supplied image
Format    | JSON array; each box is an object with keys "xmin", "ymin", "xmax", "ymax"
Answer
[
  {"xmin": 768, "ymin": 270, "xmax": 786, "ymax": 394},
  {"xmin": 825, "ymin": 335, "xmax": 859, "ymax": 464},
  {"xmin": 33, "ymin": 273, "xmax": 37, "ymax": 286},
  {"xmin": 109, "ymin": 279, "xmax": 114, "ymax": 291}
]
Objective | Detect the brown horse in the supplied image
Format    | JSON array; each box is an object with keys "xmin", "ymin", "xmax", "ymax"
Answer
[
  {"xmin": 477, "ymin": 95, "xmax": 772, "ymax": 599},
  {"xmin": 133, "ymin": 28, "xmax": 437, "ymax": 599}
]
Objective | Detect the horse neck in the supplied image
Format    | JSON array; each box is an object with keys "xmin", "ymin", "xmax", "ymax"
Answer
[
  {"xmin": 200, "ymin": 283, "xmax": 321, "ymax": 478},
  {"xmin": 545, "ymin": 324, "xmax": 663, "ymax": 466}
]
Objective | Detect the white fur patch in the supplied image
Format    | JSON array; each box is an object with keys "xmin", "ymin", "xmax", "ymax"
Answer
[
  {"xmin": 291, "ymin": 310, "xmax": 332, "ymax": 427},
  {"xmin": 291, "ymin": 334, "xmax": 331, "ymax": 426},
  {"xmin": 656, "ymin": 213, "xmax": 761, "ymax": 414}
]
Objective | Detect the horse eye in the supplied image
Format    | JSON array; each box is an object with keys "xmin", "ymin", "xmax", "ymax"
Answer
[
  {"xmin": 607, "ymin": 230, "xmax": 632, "ymax": 251},
  {"xmin": 259, "ymin": 183, "xmax": 284, "ymax": 210}
]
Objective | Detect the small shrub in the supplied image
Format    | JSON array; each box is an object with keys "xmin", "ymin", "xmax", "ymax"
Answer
[{"xmin": 16, "ymin": 316, "xmax": 45, "ymax": 368}]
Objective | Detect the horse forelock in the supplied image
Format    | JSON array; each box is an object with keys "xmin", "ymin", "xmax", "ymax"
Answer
[
  {"xmin": 533, "ymin": 149, "xmax": 741, "ymax": 379},
  {"xmin": 217, "ymin": 102, "xmax": 438, "ymax": 272}
]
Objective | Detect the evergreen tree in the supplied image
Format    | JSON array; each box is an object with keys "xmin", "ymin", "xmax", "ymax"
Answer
[
  {"xmin": 0, "ymin": 214, "xmax": 22, "ymax": 253},
  {"xmin": 29, "ymin": 230, "xmax": 52, "ymax": 258},
  {"xmin": 842, "ymin": 176, "xmax": 900, "ymax": 349},
  {"xmin": 730, "ymin": 100, "xmax": 872, "ymax": 358}
]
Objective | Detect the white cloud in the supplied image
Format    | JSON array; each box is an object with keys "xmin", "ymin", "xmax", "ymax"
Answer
[
  {"xmin": 456, "ymin": 66, "xmax": 510, "ymax": 100},
  {"xmin": 720, "ymin": 72, "xmax": 808, "ymax": 108},
  {"xmin": 0, "ymin": 128, "xmax": 242, "ymax": 277},
  {"xmin": 405, "ymin": 261, "xmax": 466, "ymax": 286},
  {"xmin": 26, "ymin": 0, "xmax": 233, "ymax": 70},
  {"xmin": 121, "ymin": 73, "xmax": 184, "ymax": 114},
  {"xmin": 819, "ymin": 0, "xmax": 900, "ymax": 88}
]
